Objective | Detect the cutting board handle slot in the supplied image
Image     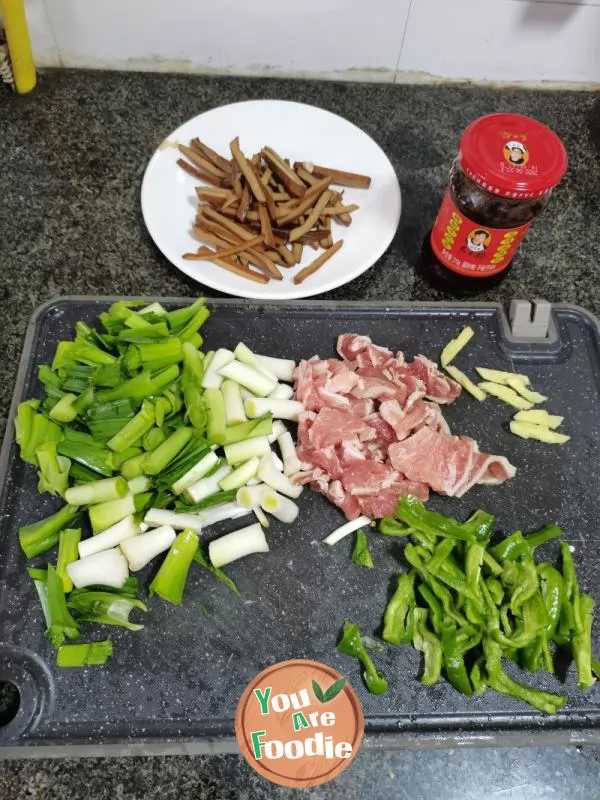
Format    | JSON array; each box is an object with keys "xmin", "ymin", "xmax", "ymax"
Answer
[{"xmin": 0, "ymin": 647, "xmax": 54, "ymax": 744}]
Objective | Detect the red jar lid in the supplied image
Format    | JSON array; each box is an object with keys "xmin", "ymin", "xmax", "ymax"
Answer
[{"xmin": 458, "ymin": 113, "xmax": 568, "ymax": 200}]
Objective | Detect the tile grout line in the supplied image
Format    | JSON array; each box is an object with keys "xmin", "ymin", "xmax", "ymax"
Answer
[
  {"xmin": 393, "ymin": 0, "xmax": 416, "ymax": 84},
  {"xmin": 41, "ymin": 0, "xmax": 63, "ymax": 67}
]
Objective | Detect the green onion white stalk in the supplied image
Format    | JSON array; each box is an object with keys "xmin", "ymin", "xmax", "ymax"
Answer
[
  {"xmin": 224, "ymin": 436, "xmax": 271, "ymax": 465},
  {"xmin": 256, "ymin": 354, "xmax": 296, "ymax": 383},
  {"xmin": 277, "ymin": 430, "xmax": 301, "ymax": 476},
  {"xmin": 208, "ymin": 522, "xmax": 269, "ymax": 568},
  {"xmin": 267, "ymin": 420, "xmax": 286, "ymax": 444},
  {"xmin": 128, "ymin": 475, "xmax": 152, "ymax": 495},
  {"xmin": 323, "ymin": 516, "xmax": 372, "ymax": 546},
  {"xmin": 198, "ymin": 502, "xmax": 251, "ymax": 527},
  {"xmin": 218, "ymin": 360, "xmax": 277, "ymax": 397},
  {"xmin": 244, "ymin": 397, "xmax": 304, "ymax": 422},
  {"xmin": 260, "ymin": 488, "xmax": 299, "ymax": 523},
  {"xmin": 258, "ymin": 452, "xmax": 302, "ymax": 499},
  {"xmin": 67, "ymin": 548, "xmax": 129, "ymax": 589},
  {"xmin": 236, "ymin": 484, "xmax": 267, "ymax": 508},
  {"xmin": 171, "ymin": 450, "xmax": 219, "ymax": 495},
  {"xmin": 268, "ymin": 384, "xmax": 294, "ymax": 400},
  {"xmin": 79, "ymin": 515, "xmax": 140, "ymax": 559},
  {"xmin": 253, "ymin": 505, "xmax": 270, "ymax": 528},
  {"xmin": 184, "ymin": 464, "xmax": 232, "ymax": 504},
  {"xmin": 234, "ymin": 343, "xmax": 279, "ymax": 382},
  {"xmin": 120, "ymin": 525, "xmax": 177, "ymax": 571},
  {"xmin": 144, "ymin": 508, "xmax": 203, "ymax": 533},
  {"xmin": 221, "ymin": 379, "xmax": 247, "ymax": 425},
  {"xmin": 219, "ymin": 457, "xmax": 260, "ymax": 491},
  {"xmin": 201, "ymin": 348, "xmax": 234, "ymax": 389},
  {"xmin": 65, "ymin": 476, "xmax": 128, "ymax": 507}
]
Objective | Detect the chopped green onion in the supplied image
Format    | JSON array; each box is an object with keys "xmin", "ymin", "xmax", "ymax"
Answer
[
  {"xmin": 57, "ymin": 528, "xmax": 81, "ymax": 593},
  {"xmin": 65, "ymin": 476, "xmax": 128, "ymax": 506},
  {"xmin": 120, "ymin": 525, "xmax": 177, "ymax": 571},
  {"xmin": 19, "ymin": 504, "xmax": 81, "ymax": 559},
  {"xmin": 208, "ymin": 522, "xmax": 268, "ymax": 568},
  {"xmin": 144, "ymin": 508, "xmax": 203, "ymax": 533},
  {"xmin": 89, "ymin": 493, "xmax": 136, "ymax": 533},
  {"xmin": 36, "ymin": 441, "xmax": 71, "ymax": 498},
  {"xmin": 46, "ymin": 564, "xmax": 80, "ymax": 648},
  {"xmin": 107, "ymin": 400, "xmax": 156, "ymax": 453},
  {"xmin": 149, "ymin": 529, "xmax": 199, "ymax": 605},
  {"xmin": 56, "ymin": 640, "xmax": 113, "ymax": 667},
  {"xmin": 223, "ymin": 436, "xmax": 271, "ymax": 465},
  {"xmin": 171, "ymin": 450, "xmax": 219, "ymax": 495},
  {"xmin": 219, "ymin": 457, "xmax": 260, "ymax": 491},
  {"xmin": 67, "ymin": 547, "xmax": 129, "ymax": 589},
  {"xmin": 67, "ymin": 591, "xmax": 147, "ymax": 631},
  {"xmin": 142, "ymin": 426, "xmax": 193, "ymax": 475},
  {"xmin": 218, "ymin": 360, "xmax": 277, "ymax": 397},
  {"xmin": 49, "ymin": 392, "xmax": 78, "ymax": 423},
  {"xmin": 79, "ymin": 515, "xmax": 140, "ymax": 558},
  {"xmin": 205, "ymin": 388, "xmax": 227, "ymax": 445},
  {"xmin": 222, "ymin": 415, "xmax": 273, "ymax": 445}
]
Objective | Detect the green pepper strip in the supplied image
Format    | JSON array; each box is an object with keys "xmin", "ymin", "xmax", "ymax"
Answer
[
  {"xmin": 470, "ymin": 657, "xmax": 487, "ymax": 695},
  {"xmin": 382, "ymin": 572, "xmax": 416, "ymax": 645},
  {"xmin": 412, "ymin": 608, "xmax": 443, "ymax": 686},
  {"xmin": 404, "ymin": 544, "xmax": 468, "ymax": 627},
  {"xmin": 441, "ymin": 622, "xmax": 473, "ymax": 696},
  {"xmin": 483, "ymin": 638, "xmax": 567, "ymax": 715},
  {"xmin": 509, "ymin": 558, "xmax": 539, "ymax": 616},
  {"xmin": 489, "ymin": 531, "xmax": 529, "ymax": 563},
  {"xmin": 573, "ymin": 593, "xmax": 596, "ymax": 689},
  {"xmin": 525, "ymin": 524, "xmax": 562, "ymax": 553},
  {"xmin": 395, "ymin": 495, "xmax": 485, "ymax": 544},
  {"xmin": 425, "ymin": 538, "xmax": 456, "ymax": 575},
  {"xmin": 337, "ymin": 621, "xmax": 388, "ymax": 695},
  {"xmin": 417, "ymin": 583, "xmax": 443, "ymax": 636}
]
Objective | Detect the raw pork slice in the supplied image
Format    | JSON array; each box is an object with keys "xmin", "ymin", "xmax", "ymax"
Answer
[
  {"xmin": 308, "ymin": 408, "xmax": 373, "ymax": 450},
  {"xmin": 358, "ymin": 481, "xmax": 430, "ymax": 518},
  {"xmin": 341, "ymin": 461, "xmax": 399, "ymax": 496},
  {"xmin": 389, "ymin": 427, "xmax": 515, "ymax": 497},
  {"xmin": 292, "ymin": 332, "xmax": 515, "ymax": 519}
]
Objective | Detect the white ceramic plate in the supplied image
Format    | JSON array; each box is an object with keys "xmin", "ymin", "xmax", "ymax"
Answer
[{"xmin": 141, "ymin": 100, "xmax": 401, "ymax": 300}]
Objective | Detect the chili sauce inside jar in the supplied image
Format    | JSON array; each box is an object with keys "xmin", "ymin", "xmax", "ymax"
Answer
[{"xmin": 421, "ymin": 113, "xmax": 568, "ymax": 293}]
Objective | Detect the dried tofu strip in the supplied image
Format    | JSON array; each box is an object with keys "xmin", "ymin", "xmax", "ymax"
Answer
[
  {"xmin": 478, "ymin": 382, "xmax": 533, "ymax": 411},
  {"xmin": 177, "ymin": 158, "xmax": 224, "ymax": 187},
  {"xmin": 294, "ymin": 162, "xmax": 371, "ymax": 189},
  {"xmin": 230, "ymin": 137, "xmax": 267, "ymax": 203},
  {"xmin": 440, "ymin": 326, "xmax": 474, "ymax": 367},
  {"xmin": 506, "ymin": 377, "xmax": 547, "ymax": 405},
  {"xmin": 178, "ymin": 144, "xmax": 228, "ymax": 179},
  {"xmin": 475, "ymin": 367, "xmax": 530, "ymax": 386},
  {"xmin": 195, "ymin": 247, "xmax": 269, "ymax": 284},
  {"xmin": 513, "ymin": 409, "xmax": 564, "ymax": 429},
  {"xmin": 183, "ymin": 234, "xmax": 264, "ymax": 261},
  {"xmin": 289, "ymin": 191, "xmax": 333, "ymax": 243},
  {"xmin": 294, "ymin": 240, "xmax": 343, "ymax": 284},
  {"xmin": 261, "ymin": 147, "xmax": 306, "ymax": 197},
  {"xmin": 509, "ymin": 421, "xmax": 570, "ymax": 444},
  {"xmin": 190, "ymin": 138, "xmax": 232, "ymax": 173},
  {"xmin": 444, "ymin": 365, "xmax": 487, "ymax": 402}
]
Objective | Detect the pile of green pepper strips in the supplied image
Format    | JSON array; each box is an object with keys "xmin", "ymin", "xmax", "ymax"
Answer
[{"xmin": 337, "ymin": 496, "xmax": 598, "ymax": 714}]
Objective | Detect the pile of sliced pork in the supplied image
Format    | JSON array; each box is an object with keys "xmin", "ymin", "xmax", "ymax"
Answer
[{"xmin": 291, "ymin": 334, "xmax": 516, "ymax": 520}]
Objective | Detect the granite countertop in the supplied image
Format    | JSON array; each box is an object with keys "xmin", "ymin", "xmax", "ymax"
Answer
[{"xmin": 1, "ymin": 70, "xmax": 599, "ymax": 799}]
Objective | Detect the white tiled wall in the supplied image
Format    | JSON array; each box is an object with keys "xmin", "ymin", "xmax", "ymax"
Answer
[{"xmin": 19, "ymin": 0, "xmax": 600, "ymax": 85}]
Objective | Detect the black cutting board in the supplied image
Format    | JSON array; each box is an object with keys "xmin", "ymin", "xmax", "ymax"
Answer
[{"xmin": 1, "ymin": 297, "xmax": 599, "ymax": 756}]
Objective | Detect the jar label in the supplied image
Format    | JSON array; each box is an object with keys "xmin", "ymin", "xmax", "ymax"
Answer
[{"xmin": 430, "ymin": 191, "xmax": 531, "ymax": 277}]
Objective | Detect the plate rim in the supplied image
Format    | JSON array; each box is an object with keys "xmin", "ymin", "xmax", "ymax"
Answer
[{"xmin": 140, "ymin": 99, "xmax": 402, "ymax": 300}]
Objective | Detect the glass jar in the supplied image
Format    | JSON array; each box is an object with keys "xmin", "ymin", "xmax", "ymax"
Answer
[{"xmin": 422, "ymin": 113, "xmax": 568, "ymax": 293}]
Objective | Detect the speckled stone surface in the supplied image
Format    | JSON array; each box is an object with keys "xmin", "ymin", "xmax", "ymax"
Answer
[{"xmin": 0, "ymin": 70, "xmax": 599, "ymax": 797}]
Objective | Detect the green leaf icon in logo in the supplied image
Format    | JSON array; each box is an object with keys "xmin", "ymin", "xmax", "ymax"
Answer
[
  {"xmin": 312, "ymin": 679, "xmax": 326, "ymax": 703},
  {"xmin": 312, "ymin": 677, "xmax": 346, "ymax": 703}
]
